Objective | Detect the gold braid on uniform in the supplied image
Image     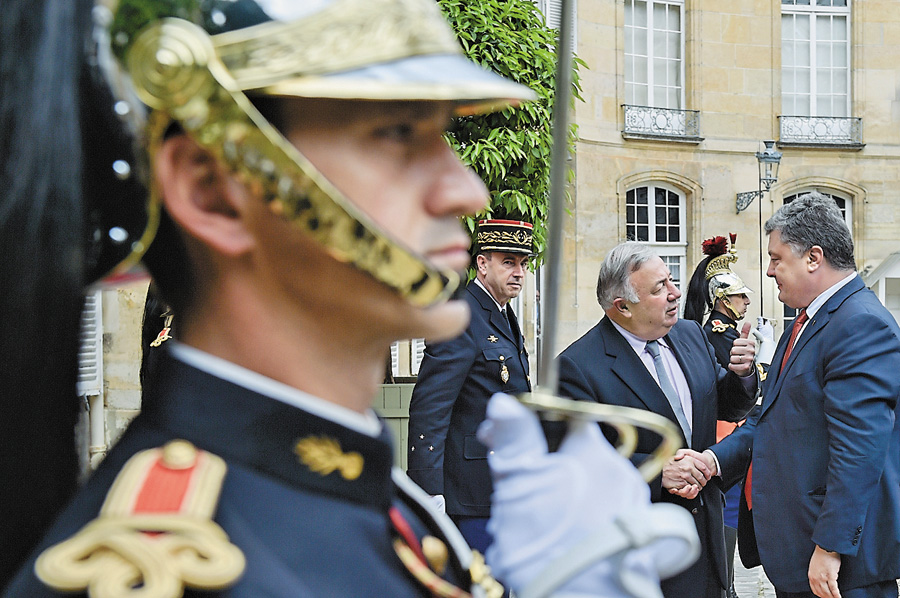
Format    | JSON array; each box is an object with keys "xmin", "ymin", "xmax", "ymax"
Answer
[{"xmin": 35, "ymin": 441, "xmax": 245, "ymax": 598}]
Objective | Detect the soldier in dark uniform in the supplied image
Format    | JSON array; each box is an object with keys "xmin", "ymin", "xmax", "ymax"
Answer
[
  {"xmin": 2, "ymin": 0, "xmax": 529, "ymax": 595},
  {"xmin": 407, "ymin": 219, "xmax": 533, "ymax": 554},
  {"xmin": 684, "ymin": 235, "xmax": 754, "ymax": 370},
  {"xmin": 0, "ymin": 0, "xmax": 700, "ymax": 596}
]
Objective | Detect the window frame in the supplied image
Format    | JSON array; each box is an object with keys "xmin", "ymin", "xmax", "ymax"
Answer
[
  {"xmin": 626, "ymin": 183, "xmax": 687, "ymax": 295},
  {"xmin": 624, "ymin": 0, "xmax": 686, "ymax": 110},
  {"xmin": 781, "ymin": 0, "xmax": 851, "ymax": 118}
]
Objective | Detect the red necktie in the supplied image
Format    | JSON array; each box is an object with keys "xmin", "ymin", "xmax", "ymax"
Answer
[{"xmin": 744, "ymin": 309, "xmax": 808, "ymax": 510}]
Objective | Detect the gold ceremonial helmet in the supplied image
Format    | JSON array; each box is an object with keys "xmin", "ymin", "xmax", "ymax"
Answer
[
  {"xmin": 703, "ymin": 234, "xmax": 752, "ymax": 319},
  {"xmin": 87, "ymin": 0, "xmax": 535, "ymax": 304}
]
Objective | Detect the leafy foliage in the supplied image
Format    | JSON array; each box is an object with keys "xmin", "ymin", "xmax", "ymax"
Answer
[{"xmin": 438, "ymin": 0, "xmax": 584, "ymax": 266}]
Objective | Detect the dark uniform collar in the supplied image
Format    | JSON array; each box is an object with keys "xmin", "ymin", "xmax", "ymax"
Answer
[{"xmin": 141, "ymin": 349, "xmax": 396, "ymax": 510}]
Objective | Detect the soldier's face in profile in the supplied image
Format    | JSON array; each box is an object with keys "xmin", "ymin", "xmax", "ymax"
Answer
[
  {"xmin": 280, "ymin": 98, "xmax": 486, "ymax": 277},
  {"xmin": 268, "ymin": 97, "xmax": 489, "ymax": 340}
]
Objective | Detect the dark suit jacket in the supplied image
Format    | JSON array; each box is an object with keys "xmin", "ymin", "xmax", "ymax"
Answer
[
  {"xmin": 407, "ymin": 283, "xmax": 531, "ymax": 517},
  {"xmin": 557, "ymin": 317, "xmax": 756, "ymax": 594},
  {"xmin": 714, "ymin": 275, "xmax": 900, "ymax": 593}
]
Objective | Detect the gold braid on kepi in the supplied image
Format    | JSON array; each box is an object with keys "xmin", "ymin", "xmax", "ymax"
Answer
[
  {"xmin": 475, "ymin": 220, "xmax": 535, "ymax": 256},
  {"xmin": 702, "ymin": 233, "xmax": 752, "ymax": 319},
  {"xmin": 89, "ymin": 0, "xmax": 537, "ymax": 305}
]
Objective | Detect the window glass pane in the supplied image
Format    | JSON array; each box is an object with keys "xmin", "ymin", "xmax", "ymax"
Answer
[
  {"xmin": 637, "ymin": 206, "xmax": 648, "ymax": 223},
  {"xmin": 634, "ymin": 0, "xmax": 647, "ymax": 28},
  {"xmin": 634, "ymin": 28, "xmax": 648, "ymax": 57},
  {"xmin": 637, "ymin": 226, "xmax": 649, "ymax": 242},
  {"xmin": 627, "ymin": 205, "xmax": 635, "ymax": 223},
  {"xmin": 834, "ymin": 41, "xmax": 847, "ymax": 67},
  {"xmin": 669, "ymin": 207, "xmax": 679, "ymax": 224},
  {"xmin": 796, "ymin": 69, "xmax": 810, "ymax": 93},
  {"xmin": 796, "ymin": 14, "xmax": 810, "ymax": 40},
  {"xmin": 656, "ymin": 227, "xmax": 666, "ymax": 242},
  {"xmin": 817, "ymin": 43, "xmax": 832, "ymax": 68},
  {"xmin": 816, "ymin": 68, "xmax": 831, "ymax": 94},
  {"xmin": 634, "ymin": 83, "xmax": 649, "ymax": 105},
  {"xmin": 669, "ymin": 5, "xmax": 680, "ymax": 31},
  {"xmin": 636, "ymin": 187, "xmax": 648, "ymax": 204},
  {"xmin": 634, "ymin": 55, "xmax": 648, "ymax": 83},
  {"xmin": 834, "ymin": 72, "xmax": 847, "ymax": 94},
  {"xmin": 655, "ymin": 187, "xmax": 667, "ymax": 205},
  {"xmin": 668, "ymin": 88, "xmax": 680, "ymax": 110}
]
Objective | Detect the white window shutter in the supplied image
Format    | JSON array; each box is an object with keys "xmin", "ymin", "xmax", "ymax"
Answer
[
  {"xmin": 76, "ymin": 291, "xmax": 103, "ymax": 397},
  {"xmin": 540, "ymin": 0, "xmax": 577, "ymax": 50},
  {"xmin": 390, "ymin": 341, "xmax": 400, "ymax": 379},
  {"xmin": 410, "ymin": 338, "xmax": 426, "ymax": 376}
]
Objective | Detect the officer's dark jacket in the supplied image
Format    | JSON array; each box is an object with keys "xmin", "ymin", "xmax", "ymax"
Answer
[
  {"xmin": 5, "ymin": 349, "xmax": 474, "ymax": 597},
  {"xmin": 407, "ymin": 283, "xmax": 530, "ymax": 517}
]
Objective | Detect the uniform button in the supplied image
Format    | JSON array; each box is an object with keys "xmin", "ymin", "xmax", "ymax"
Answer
[
  {"xmin": 410, "ymin": 446, "xmax": 415, "ymax": 451},
  {"xmin": 852, "ymin": 539, "xmax": 858, "ymax": 546},
  {"xmin": 691, "ymin": 508, "xmax": 699, "ymax": 515},
  {"xmin": 429, "ymin": 446, "xmax": 434, "ymax": 451},
  {"xmin": 419, "ymin": 434, "xmax": 425, "ymax": 439}
]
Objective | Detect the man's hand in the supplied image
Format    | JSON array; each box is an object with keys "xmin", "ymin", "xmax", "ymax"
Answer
[
  {"xmin": 662, "ymin": 449, "xmax": 713, "ymax": 498},
  {"xmin": 808, "ymin": 545, "xmax": 842, "ymax": 598},
  {"xmin": 729, "ymin": 323, "xmax": 757, "ymax": 377}
]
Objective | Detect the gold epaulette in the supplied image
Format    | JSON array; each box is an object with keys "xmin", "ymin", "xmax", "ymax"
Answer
[
  {"xmin": 710, "ymin": 319, "xmax": 733, "ymax": 334},
  {"xmin": 35, "ymin": 440, "xmax": 245, "ymax": 598}
]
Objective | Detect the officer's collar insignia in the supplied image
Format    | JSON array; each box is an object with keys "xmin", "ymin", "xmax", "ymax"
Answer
[
  {"xmin": 294, "ymin": 436, "xmax": 364, "ymax": 481},
  {"xmin": 487, "ymin": 335, "xmax": 498, "ymax": 343},
  {"xmin": 150, "ymin": 312, "xmax": 174, "ymax": 347},
  {"xmin": 35, "ymin": 440, "xmax": 245, "ymax": 597},
  {"xmin": 710, "ymin": 319, "xmax": 731, "ymax": 333}
]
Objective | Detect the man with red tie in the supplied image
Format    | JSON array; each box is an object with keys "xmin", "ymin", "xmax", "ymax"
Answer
[{"xmin": 693, "ymin": 193, "xmax": 900, "ymax": 598}]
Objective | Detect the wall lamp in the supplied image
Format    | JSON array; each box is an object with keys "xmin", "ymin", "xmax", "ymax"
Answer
[{"xmin": 736, "ymin": 140, "xmax": 783, "ymax": 213}]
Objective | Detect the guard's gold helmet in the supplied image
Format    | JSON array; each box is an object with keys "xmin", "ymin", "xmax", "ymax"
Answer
[{"xmin": 87, "ymin": 0, "xmax": 535, "ymax": 304}]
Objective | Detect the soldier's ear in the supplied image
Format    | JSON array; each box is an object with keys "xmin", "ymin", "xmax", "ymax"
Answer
[
  {"xmin": 153, "ymin": 135, "xmax": 255, "ymax": 258},
  {"xmin": 613, "ymin": 298, "xmax": 630, "ymax": 315}
]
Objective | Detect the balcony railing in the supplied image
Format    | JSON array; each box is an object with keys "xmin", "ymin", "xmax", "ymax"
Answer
[
  {"xmin": 622, "ymin": 105, "xmax": 702, "ymax": 142},
  {"xmin": 778, "ymin": 115, "xmax": 864, "ymax": 148}
]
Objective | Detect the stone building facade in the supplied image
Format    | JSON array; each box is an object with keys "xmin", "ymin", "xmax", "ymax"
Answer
[
  {"xmin": 557, "ymin": 0, "xmax": 900, "ymax": 350},
  {"xmin": 88, "ymin": 0, "xmax": 900, "ymax": 469}
]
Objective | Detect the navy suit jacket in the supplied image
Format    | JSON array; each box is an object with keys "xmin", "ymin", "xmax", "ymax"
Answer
[
  {"xmin": 407, "ymin": 283, "xmax": 530, "ymax": 517},
  {"xmin": 714, "ymin": 275, "xmax": 900, "ymax": 592},
  {"xmin": 557, "ymin": 317, "xmax": 757, "ymax": 591}
]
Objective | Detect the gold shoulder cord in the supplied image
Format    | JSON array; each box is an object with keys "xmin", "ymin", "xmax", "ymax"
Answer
[
  {"xmin": 35, "ymin": 440, "xmax": 245, "ymax": 598},
  {"xmin": 517, "ymin": 391, "xmax": 683, "ymax": 482},
  {"xmin": 127, "ymin": 17, "xmax": 458, "ymax": 308}
]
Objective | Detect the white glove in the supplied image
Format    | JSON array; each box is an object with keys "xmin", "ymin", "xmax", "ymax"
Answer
[
  {"xmin": 430, "ymin": 494, "xmax": 446, "ymax": 513},
  {"xmin": 477, "ymin": 393, "xmax": 700, "ymax": 598},
  {"xmin": 751, "ymin": 317, "xmax": 776, "ymax": 366}
]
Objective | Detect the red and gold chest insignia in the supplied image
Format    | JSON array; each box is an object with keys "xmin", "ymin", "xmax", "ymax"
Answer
[
  {"xmin": 710, "ymin": 319, "xmax": 733, "ymax": 333},
  {"xmin": 35, "ymin": 440, "xmax": 244, "ymax": 598}
]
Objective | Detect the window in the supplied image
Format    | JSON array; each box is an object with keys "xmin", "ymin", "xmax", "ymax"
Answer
[
  {"xmin": 782, "ymin": 0, "xmax": 850, "ymax": 118},
  {"xmin": 625, "ymin": 0, "xmax": 684, "ymax": 109},
  {"xmin": 626, "ymin": 184, "xmax": 686, "ymax": 292}
]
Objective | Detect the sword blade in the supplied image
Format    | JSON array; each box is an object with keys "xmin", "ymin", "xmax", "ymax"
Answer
[{"xmin": 536, "ymin": 0, "xmax": 575, "ymax": 394}]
